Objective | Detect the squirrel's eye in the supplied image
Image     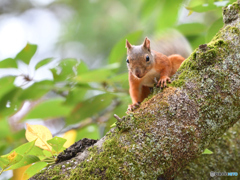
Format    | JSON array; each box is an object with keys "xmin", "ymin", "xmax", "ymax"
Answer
[
  {"xmin": 126, "ymin": 59, "xmax": 129, "ymax": 63},
  {"xmin": 146, "ymin": 55, "xmax": 150, "ymax": 62}
]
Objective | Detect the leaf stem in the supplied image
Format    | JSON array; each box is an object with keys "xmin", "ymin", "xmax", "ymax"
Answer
[{"xmin": 0, "ymin": 168, "xmax": 4, "ymax": 175}]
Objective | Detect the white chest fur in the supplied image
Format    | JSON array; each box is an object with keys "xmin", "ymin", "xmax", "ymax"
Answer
[{"xmin": 140, "ymin": 69, "xmax": 160, "ymax": 87}]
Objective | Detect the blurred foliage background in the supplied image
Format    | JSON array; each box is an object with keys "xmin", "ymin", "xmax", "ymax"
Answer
[{"xmin": 0, "ymin": 0, "xmax": 237, "ymax": 178}]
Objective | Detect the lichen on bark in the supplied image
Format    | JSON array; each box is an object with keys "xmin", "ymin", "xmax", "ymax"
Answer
[{"xmin": 30, "ymin": 1, "xmax": 240, "ymax": 180}]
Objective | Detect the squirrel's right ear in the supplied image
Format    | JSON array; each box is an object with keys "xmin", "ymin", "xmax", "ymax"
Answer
[
  {"xmin": 143, "ymin": 37, "xmax": 151, "ymax": 52},
  {"xmin": 126, "ymin": 39, "xmax": 132, "ymax": 49}
]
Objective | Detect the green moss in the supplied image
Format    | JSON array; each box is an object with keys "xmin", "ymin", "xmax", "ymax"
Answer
[
  {"xmin": 51, "ymin": 176, "xmax": 62, "ymax": 180},
  {"xmin": 170, "ymin": 79, "xmax": 185, "ymax": 87},
  {"xmin": 178, "ymin": 50, "xmax": 197, "ymax": 71},
  {"xmin": 195, "ymin": 48, "xmax": 217, "ymax": 70},
  {"xmin": 159, "ymin": 101, "xmax": 169, "ymax": 107},
  {"xmin": 70, "ymin": 130, "xmax": 159, "ymax": 179},
  {"xmin": 229, "ymin": 26, "xmax": 240, "ymax": 34},
  {"xmin": 231, "ymin": 1, "xmax": 240, "ymax": 11},
  {"xmin": 171, "ymin": 70, "xmax": 196, "ymax": 88},
  {"xmin": 208, "ymin": 39, "xmax": 227, "ymax": 47},
  {"xmin": 143, "ymin": 93, "xmax": 154, "ymax": 102},
  {"xmin": 71, "ymin": 137, "xmax": 126, "ymax": 179},
  {"xmin": 116, "ymin": 115, "xmax": 132, "ymax": 132},
  {"xmin": 171, "ymin": 35, "xmax": 231, "ymax": 89},
  {"xmin": 32, "ymin": 164, "xmax": 63, "ymax": 180},
  {"xmin": 156, "ymin": 38, "xmax": 229, "ymax": 89}
]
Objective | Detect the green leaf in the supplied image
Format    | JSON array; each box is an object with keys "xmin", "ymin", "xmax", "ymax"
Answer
[
  {"xmin": 0, "ymin": 58, "xmax": 18, "ymax": 68},
  {"xmin": 110, "ymin": 122, "xmax": 116, "ymax": 127},
  {"xmin": 0, "ymin": 87, "xmax": 22, "ymax": 117},
  {"xmin": 15, "ymin": 43, "xmax": 37, "ymax": 64},
  {"xmin": 22, "ymin": 161, "xmax": 48, "ymax": 179},
  {"xmin": 42, "ymin": 157, "xmax": 55, "ymax": 163},
  {"xmin": 186, "ymin": 0, "xmax": 215, "ymax": 12},
  {"xmin": 0, "ymin": 141, "xmax": 37, "ymax": 170},
  {"xmin": 107, "ymin": 72, "xmax": 128, "ymax": 83},
  {"xmin": 187, "ymin": 0, "xmax": 206, "ymax": 8},
  {"xmin": 10, "ymin": 140, "xmax": 36, "ymax": 155},
  {"xmin": 75, "ymin": 69, "xmax": 113, "ymax": 83},
  {"xmin": 18, "ymin": 80, "xmax": 54, "ymax": 101},
  {"xmin": 28, "ymin": 146, "xmax": 45, "ymax": 158},
  {"xmin": 64, "ymin": 86, "xmax": 89, "ymax": 105},
  {"xmin": 0, "ymin": 119, "xmax": 10, "ymax": 138},
  {"xmin": 156, "ymin": 0, "xmax": 184, "ymax": 30},
  {"xmin": 0, "ymin": 152, "xmax": 23, "ymax": 170},
  {"xmin": 23, "ymin": 98, "xmax": 72, "ymax": 120},
  {"xmin": 76, "ymin": 124, "xmax": 100, "ymax": 140},
  {"xmin": 0, "ymin": 77, "xmax": 16, "ymax": 100},
  {"xmin": 47, "ymin": 137, "xmax": 67, "ymax": 153},
  {"xmin": 206, "ymin": 18, "xmax": 223, "ymax": 42},
  {"xmin": 74, "ymin": 63, "xmax": 119, "ymax": 83},
  {"xmin": 108, "ymin": 30, "xmax": 143, "ymax": 64},
  {"xmin": 44, "ymin": 157, "xmax": 55, "ymax": 162},
  {"xmin": 67, "ymin": 93, "xmax": 116, "ymax": 125},
  {"xmin": 188, "ymin": 35, "xmax": 206, "ymax": 49},
  {"xmin": 76, "ymin": 61, "xmax": 88, "ymax": 75},
  {"xmin": 6, "ymin": 155, "xmax": 40, "ymax": 170},
  {"xmin": 186, "ymin": 4, "xmax": 218, "ymax": 13},
  {"xmin": 187, "ymin": 0, "xmax": 236, "ymax": 12},
  {"xmin": 42, "ymin": 150, "xmax": 52, "ymax": 158},
  {"xmin": 176, "ymin": 23, "xmax": 207, "ymax": 36},
  {"xmin": 35, "ymin": 58, "xmax": 53, "ymax": 69},
  {"xmin": 51, "ymin": 58, "xmax": 78, "ymax": 81},
  {"xmin": 186, "ymin": 0, "xmax": 236, "ymax": 13},
  {"xmin": 140, "ymin": 0, "xmax": 161, "ymax": 19},
  {"xmin": 106, "ymin": 72, "xmax": 129, "ymax": 90},
  {"xmin": 202, "ymin": 148, "xmax": 213, "ymax": 154},
  {"xmin": 0, "ymin": 156, "xmax": 10, "ymax": 169}
]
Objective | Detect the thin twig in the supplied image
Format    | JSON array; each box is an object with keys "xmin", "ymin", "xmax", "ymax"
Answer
[{"xmin": 113, "ymin": 114, "xmax": 122, "ymax": 122}]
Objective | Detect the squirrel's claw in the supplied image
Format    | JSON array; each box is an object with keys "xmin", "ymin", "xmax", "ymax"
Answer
[
  {"xmin": 127, "ymin": 102, "xmax": 140, "ymax": 111},
  {"xmin": 157, "ymin": 77, "xmax": 171, "ymax": 88}
]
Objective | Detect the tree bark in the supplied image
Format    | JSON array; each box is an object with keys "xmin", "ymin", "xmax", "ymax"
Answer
[
  {"xmin": 176, "ymin": 121, "xmax": 240, "ymax": 180},
  {"xmin": 31, "ymin": 1, "xmax": 240, "ymax": 179}
]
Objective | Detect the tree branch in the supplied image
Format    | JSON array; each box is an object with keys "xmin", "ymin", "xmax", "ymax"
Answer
[{"xmin": 30, "ymin": 1, "xmax": 240, "ymax": 179}]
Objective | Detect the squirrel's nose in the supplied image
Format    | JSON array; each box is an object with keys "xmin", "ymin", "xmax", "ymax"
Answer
[{"xmin": 135, "ymin": 69, "xmax": 142, "ymax": 78}]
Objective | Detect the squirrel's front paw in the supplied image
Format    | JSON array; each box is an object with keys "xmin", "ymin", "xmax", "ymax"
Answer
[
  {"xmin": 157, "ymin": 76, "xmax": 171, "ymax": 88},
  {"xmin": 127, "ymin": 102, "xmax": 140, "ymax": 111}
]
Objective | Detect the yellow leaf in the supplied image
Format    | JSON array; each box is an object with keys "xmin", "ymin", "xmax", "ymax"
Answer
[
  {"xmin": 25, "ymin": 123, "xmax": 52, "ymax": 151},
  {"xmin": 63, "ymin": 130, "xmax": 77, "ymax": 148},
  {"xmin": 12, "ymin": 164, "xmax": 31, "ymax": 180}
]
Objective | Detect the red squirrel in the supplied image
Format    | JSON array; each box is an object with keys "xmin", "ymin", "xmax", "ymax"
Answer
[{"xmin": 126, "ymin": 37, "xmax": 185, "ymax": 111}]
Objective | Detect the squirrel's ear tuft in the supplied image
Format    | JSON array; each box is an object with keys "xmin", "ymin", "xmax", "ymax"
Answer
[
  {"xmin": 126, "ymin": 39, "xmax": 132, "ymax": 49},
  {"xmin": 143, "ymin": 37, "xmax": 151, "ymax": 51}
]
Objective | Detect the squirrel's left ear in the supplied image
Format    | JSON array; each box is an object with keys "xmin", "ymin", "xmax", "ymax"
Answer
[
  {"xmin": 143, "ymin": 37, "xmax": 151, "ymax": 52},
  {"xmin": 126, "ymin": 39, "xmax": 132, "ymax": 50}
]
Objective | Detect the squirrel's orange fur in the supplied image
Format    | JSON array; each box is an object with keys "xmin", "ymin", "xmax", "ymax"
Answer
[{"xmin": 126, "ymin": 37, "xmax": 185, "ymax": 110}]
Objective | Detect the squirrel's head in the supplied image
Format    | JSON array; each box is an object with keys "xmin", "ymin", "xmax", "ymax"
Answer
[{"xmin": 126, "ymin": 37, "xmax": 154, "ymax": 79}]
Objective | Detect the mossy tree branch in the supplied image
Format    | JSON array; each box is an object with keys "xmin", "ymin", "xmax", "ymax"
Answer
[
  {"xmin": 177, "ymin": 120, "xmax": 240, "ymax": 179},
  {"xmin": 31, "ymin": 1, "xmax": 240, "ymax": 180}
]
